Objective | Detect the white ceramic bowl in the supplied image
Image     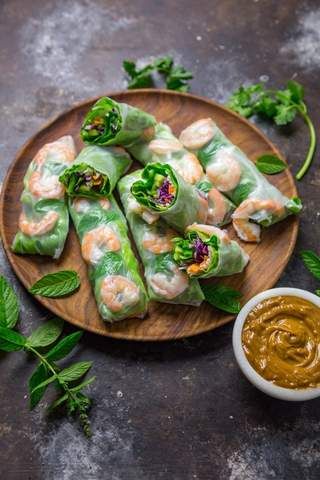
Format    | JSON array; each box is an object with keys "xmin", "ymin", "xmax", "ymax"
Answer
[{"xmin": 232, "ymin": 287, "xmax": 320, "ymax": 401}]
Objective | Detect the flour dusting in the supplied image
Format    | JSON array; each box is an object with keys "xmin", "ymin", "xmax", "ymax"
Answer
[
  {"xmin": 227, "ymin": 447, "xmax": 276, "ymax": 480},
  {"xmin": 20, "ymin": 0, "xmax": 136, "ymax": 94},
  {"xmin": 280, "ymin": 9, "xmax": 320, "ymax": 69}
]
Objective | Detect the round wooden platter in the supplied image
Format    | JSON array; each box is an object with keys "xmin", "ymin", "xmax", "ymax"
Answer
[{"xmin": 0, "ymin": 89, "xmax": 299, "ymax": 341}]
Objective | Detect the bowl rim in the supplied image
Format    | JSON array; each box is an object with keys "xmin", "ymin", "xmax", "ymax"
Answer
[{"xmin": 232, "ymin": 287, "xmax": 320, "ymax": 401}]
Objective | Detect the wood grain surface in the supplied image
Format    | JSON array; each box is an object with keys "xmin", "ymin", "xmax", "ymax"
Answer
[{"xmin": 0, "ymin": 89, "xmax": 299, "ymax": 341}]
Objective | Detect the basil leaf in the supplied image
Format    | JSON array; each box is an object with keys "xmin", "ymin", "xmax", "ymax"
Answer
[
  {"xmin": 28, "ymin": 364, "xmax": 48, "ymax": 408},
  {"xmin": 29, "ymin": 271, "xmax": 80, "ymax": 298},
  {"xmin": 30, "ymin": 375, "xmax": 57, "ymax": 409},
  {"xmin": 46, "ymin": 331, "xmax": 83, "ymax": 362},
  {"xmin": 0, "ymin": 276, "xmax": 19, "ymax": 328},
  {"xmin": 256, "ymin": 154, "xmax": 287, "ymax": 174},
  {"xmin": 201, "ymin": 283, "xmax": 242, "ymax": 314},
  {"xmin": 59, "ymin": 361, "xmax": 92, "ymax": 383},
  {"xmin": 0, "ymin": 326, "xmax": 26, "ymax": 351},
  {"xmin": 69, "ymin": 376, "xmax": 96, "ymax": 393},
  {"xmin": 301, "ymin": 250, "xmax": 320, "ymax": 280},
  {"xmin": 27, "ymin": 317, "xmax": 64, "ymax": 347},
  {"xmin": 232, "ymin": 183, "xmax": 252, "ymax": 205},
  {"xmin": 48, "ymin": 393, "xmax": 69, "ymax": 411}
]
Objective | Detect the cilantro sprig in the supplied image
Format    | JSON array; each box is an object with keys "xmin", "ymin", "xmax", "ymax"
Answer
[
  {"xmin": 227, "ymin": 80, "xmax": 316, "ymax": 180},
  {"xmin": 0, "ymin": 275, "xmax": 95, "ymax": 437},
  {"xmin": 123, "ymin": 56, "xmax": 193, "ymax": 92}
]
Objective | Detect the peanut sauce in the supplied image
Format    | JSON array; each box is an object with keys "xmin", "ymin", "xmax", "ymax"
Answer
[{"xmin": 242, "ymin": 296, "xmax": 320, "ymax": 389}]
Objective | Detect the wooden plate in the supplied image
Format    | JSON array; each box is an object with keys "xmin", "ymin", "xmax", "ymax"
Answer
[{"xmin": 0, "ymin": 89, "xmax": 298, "ymax": 341}]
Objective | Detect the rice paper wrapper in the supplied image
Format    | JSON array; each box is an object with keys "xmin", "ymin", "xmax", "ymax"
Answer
[{"xmin": 118, "ymin": 171, "xmax": 204, "ymax": 306}]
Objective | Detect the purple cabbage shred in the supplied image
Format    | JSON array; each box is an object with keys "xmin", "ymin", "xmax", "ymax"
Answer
[
  {"xmin": 193, "ymin": 237, "xmax": 209, "ymax": 263},
  {"xmin": 156, "ymin": 179, "xmax": 174, "ymax": 205}
]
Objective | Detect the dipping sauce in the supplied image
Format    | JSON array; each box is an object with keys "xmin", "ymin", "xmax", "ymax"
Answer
[{"xmin": 242, "ymin": 296, "xmax": 320, "ymax": 389}]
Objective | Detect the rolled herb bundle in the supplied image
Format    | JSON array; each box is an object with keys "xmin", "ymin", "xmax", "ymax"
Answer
[
  {"xmin": 179, "ymin": 119, "xmax": 302, "ymax": 241},
  {"xmin": 80, "ymin": 97, "xmax": 156, "ymax": 147},
  {"xmin": 59, "ymin": 145, "xmax": 132, "ymax": 199},
  {"xmin": 69, "ymin": 195, "xmax": 148, "ymax": 322},
  {"xmin": 130, "ymin": 163, "xmax": 208, "ymax": 233},
  {"xmin": 12, "ymin": 136, "xmax": 76, "ymax": 258},
  {"xmin": 173, "ymin": 223, "xmax": 249, "ymax": 278},
  {"xmin": 118, "ymin": 171, "xmax": 204, "ymax": 305}
]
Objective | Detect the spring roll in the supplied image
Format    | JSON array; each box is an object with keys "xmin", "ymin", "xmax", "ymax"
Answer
[
  {"xmin": 173, "ymin": 224, "xmax": 249, "ymax": 278},
  {"xmin": 80, "ymin": 97, "xmax": 156, "ymax": 147},
  {"xmin": 12, "ymin": 136, "xmax": 76, "ymax": 258},
  {"xmin": 59, "ymin": 146, "xmax": 132, "ymax": 199},
  {"xmin": 118, "ymin": 171, "xmax": 204, "ymax": 306},
  {"xmin": 130, "ymin": 163, "xmax": 208, "ymax": 233},
  {"xmin": 69, "ymin": 195, "xmax": 148, "ymax": 322},
  {"xmin": 179, "ymin": 119, "xmax": 302, "ymax": 241}
]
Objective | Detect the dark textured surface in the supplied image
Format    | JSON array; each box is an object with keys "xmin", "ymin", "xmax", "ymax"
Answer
[{"xmin": 0, "ymin": 1, "xmax": 319, "ymax": 479}]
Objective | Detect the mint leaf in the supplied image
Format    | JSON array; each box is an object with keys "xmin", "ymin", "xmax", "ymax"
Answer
[
  {"xmin": 196, "ymin": 180, "xmax": 213, "ymax": 194},
  {"xmin": 301, "ymin": 250, "xmax": 320, "ymax": 280},
  {"xmin": 316, "ymin": 290, "xmax": 320, "ymax": 297},
  {"xmin": 59, "ymin": 361, "xmax": 92, "ymax": 383},
  {"xmin": 256, "ymin": 154, "xmax": 287, "ymax": 174},
  {"xmin": 29, "ymin": 271, "xmax": 80, "ymax": 297},
  {"xmin": 0, "ymin": 326, "xmax": 26, "ymax": 351},
  {"xmin": 27, "ymin": 318, "xmax": 64, "ymax": 347},
  {"xmin": 0, "ymin": 276, "xmax": 19, "ymax": 328},
  {"xmin": 201, "ymin": 283, "xmax": 242, "ymax": 314},
  {"xmin": 46, "ymin": 331, "xmax": 83, "ymax": 362},
  {"xmin": 48, "ymin": 393, "xmax": 69, "ymax": 411},
  {"xmin": 30, "ymin": 375, "xmax": 57, "ymax": 409},
  {"xmin": 232, "ymin": 183, "xmax": 253, "ymax": 204}
]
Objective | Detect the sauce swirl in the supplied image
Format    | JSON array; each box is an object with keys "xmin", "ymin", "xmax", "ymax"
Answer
[{"xmin": 242, "ymin": 296, "xmax": 320, "ymax": 389}]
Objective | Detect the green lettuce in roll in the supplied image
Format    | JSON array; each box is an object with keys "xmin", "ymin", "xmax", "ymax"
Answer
[
  {"xmin": 179, "ymin": 118, "xmax": 302, "ymax": 241},
  {"xmin": 118, "ymin": 171, "xmax": 204, "ymax": 305},
  {"xmin": 59, "ymin": 145, "xmax": 132, "ymax": 198},
  {"xmin": 130, "ymin": 163, "xmax": 208, "ymax": 233},
  {"xmin": 173, "ymin": 223, "xmax": 249, "ymax": 278},
  {"xmin": 12, "ymin": 135, "xmax": 76, "ymax": 258},
  {"xmin": 69, "ymin": 195, "xmax": 148, "ymax": 322},
  {"xmin": 80, "ymin": 97, "xmax": 156, "ymax": 147}
]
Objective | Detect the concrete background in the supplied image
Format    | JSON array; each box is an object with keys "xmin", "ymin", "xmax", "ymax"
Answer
[{"xmin": 0, "ymin": 1, "xmax": 320, "ymax": 479}]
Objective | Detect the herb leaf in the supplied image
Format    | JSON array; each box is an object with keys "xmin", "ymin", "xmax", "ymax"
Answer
[
  {"xmin": 49, "ymin": 393, "xmax": 69, "ymax": 411},
  {"xmin": 27, "ymin": 318, "xmax": 64, "ymax": 347},
  {"xmin": 0, "ymin": 326, "xmax": 26, "ymax": 351},
  {"xmin": 59, "ymin": 361, "xmax": 92, "ymax": 383},
  {"xmin": 30, "ymin": 375, "xmax": 57, "ymax": 409},
  {"xmin": 201, "ymin": 283, "xmax": 242, "ymax": 314},
  {"xmin": 46, "ymin": 331, "xmax": 83, "ymax": 362},
  {"xmin": 256, "ymin": 154, "xmax": 287, "ymax": 174},
  {"xmin": 316, "ymin": 290, "xmax": 320, "ymax": 297},
  {"xmin": 29, "ymin": 363, "xmax": 48, "ymax": 407},
  {"xmin": 29, "ymin": 271, "xmax": 80, "ymax": 298},
  {"xmin": 0, "ymin": 276, "xmax": 19, "ymax": 328},
  {"xmin": 232, "ymin": 183, "xmax": 253, "ymax": 205},
  {"xmin": 69, "ymin": 376, "xmax": 96, "ymax": 393},
  {"xmin": 301, "ymin": 250, "xmax": 320, "ymax": 280}
]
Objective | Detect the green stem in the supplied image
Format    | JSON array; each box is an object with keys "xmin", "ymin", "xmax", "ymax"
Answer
[
  {"xmin": 296, "ymin": 105, "xmax": 316, "ymax": 180},
  {"xmin": 26, "ymin": 345, "xmax": 91, "ymax": 435}
]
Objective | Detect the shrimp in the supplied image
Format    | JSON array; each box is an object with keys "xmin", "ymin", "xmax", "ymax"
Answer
[
  {"xmin": 207, "ymin": 187, "xmax": 228, "ymax": 225},
  {"xmin": 19, "ymin": 211, "xmax": 58, "ymax": 236},
  {"xmin": 232, "ymin": 198, "xmax": 285, "ymax": 242},
  {"xmin": 206, "ymin": 147, "xmax": 241, "ymax": 192},
  {"xmin": 149, "ymin": 265, "xmax": 189, "ymax": 299},
  {"xmin": 149, "ymin": 138, "xmax": 183, "ymax": 156},
  {"xmin": 179, "ymin": 118, "xmax": 217, "ymax": 150},
  {"xmin": 127, "ymin": 197, "xmax": 159, "ymax": 224},
  {"xmin": 72, "ymin": 197, "xmax": 111, "ymax": 214},
  {"xmin": 29, "ymin": 171, "xmax": 65, "ymax": 199},
  {"xmin": 171, "ymin": 152, "xmax": 203, "ymax": 185},
  {"xmin": 33, "ymin": 136, "xmax": 76, "ymax": 168},
  {"xmin": 141, "ymin": 126, "xmax": 156, "ymax": 142},
  {"xmin": 100, "ymin": 275, "xmax": 140, "ymax": 312},
  {"xmin": 81, "ymin": 225, "xmax": 120, "ymax": 264},
  {"xmin": 142, "ymin": 228, "xmax": 176, "ymax": 254},
  {"xmin": 197, "ymin": 192, "xmax": 209, "ymax": 224}
]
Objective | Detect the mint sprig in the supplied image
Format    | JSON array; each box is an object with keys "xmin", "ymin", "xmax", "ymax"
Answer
[
  {"xmin": 0, "ymin": 276, "xmax": 95, "ymax": 437},
  {"xmin": 29, "ymin": 270, "xmax": 80, "ymax": 297},
  {"xmin": 0, "ymin": 275, "xmax": 19, "ymax": 328},
  {"xmin": 201, "ymin": 283, "xmax": 242, "ymax": 314},
  {"xmin": 227, "ymin": 80, "xmax": 316, "ymax": 180}
]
